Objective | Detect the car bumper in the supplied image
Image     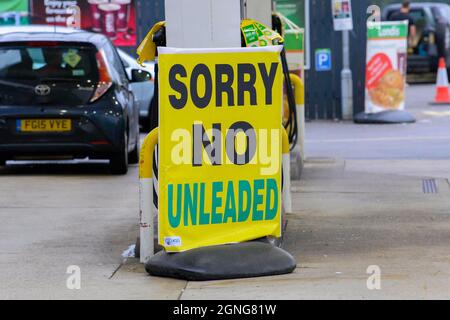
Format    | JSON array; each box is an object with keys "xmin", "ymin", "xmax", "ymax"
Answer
[
  {"xmin": 0, "ymin": 104, "xmax": 125, "ymax": 161},
  {"xmin": 408, "ymin": 55, "xmax": 438, "ymax": 73},
  {"xmin": 0, "ymin": 143, "xmax": 116, "ymax": 160}
]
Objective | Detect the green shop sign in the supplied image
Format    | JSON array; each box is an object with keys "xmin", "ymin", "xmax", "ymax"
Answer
[
  {"xmin": 0, "ymin": 0, "xmax": 29, "ymax": 26},
  {"xmin": 367, "ymin": 22, "xmax": 408, "ymax": 39},
  {"xmin": 276, "ymin": 0, "xmax": 305, "ymax": 52}
]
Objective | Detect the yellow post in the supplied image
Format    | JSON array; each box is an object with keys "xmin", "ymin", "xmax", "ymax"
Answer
[
  {"xmin": 139, "ymin": 128, "xmax": 158, "ymax": 262},
  {"xmin": 281, "ymin": 127, "xmax": 292, "ymax": 214},
  {"xmin": 289, "ymin": 74, "xmax": 306, "ymax": 167}
]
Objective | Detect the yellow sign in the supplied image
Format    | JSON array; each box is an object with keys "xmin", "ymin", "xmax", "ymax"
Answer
[
  {"xmin": 158, "ymin": 46, "xmax": 283, "ymax": 252},
  {"xmin": 63, "ymin": 49, "xmax": 82, "ymax": 68},
  {"xmin": 241, "ymin": 19, "xmax": 284, "ymax": 47}
]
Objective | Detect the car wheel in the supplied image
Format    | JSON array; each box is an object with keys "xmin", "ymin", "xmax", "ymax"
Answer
[
  {"xmin": 141, "ymin": 106, "xmax": 152, "ymax": 133},
  {"xmin": 140, "ymin": 115, "xmax": 151, "ymax": 133},
  {"xmin": 110, "ymin": 132, "xmax": 128, "ymax": 175},
  {"xmin": 129, "ymin": 133, "xmax": 140, "ymax": 164}
]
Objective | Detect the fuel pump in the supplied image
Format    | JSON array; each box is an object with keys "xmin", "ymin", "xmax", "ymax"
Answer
[
  {"xmin": 137, "ymin": 0, "xmax": 300, "ymax": 280},
  {"xmin": 137, "ymin": 18, "xmax": 299, "ymax": 150}
]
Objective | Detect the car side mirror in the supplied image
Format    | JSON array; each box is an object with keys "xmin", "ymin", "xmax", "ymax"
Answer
[{"xmin": 131, "ymin": 69, "xmax": 152, "ymax": 83}]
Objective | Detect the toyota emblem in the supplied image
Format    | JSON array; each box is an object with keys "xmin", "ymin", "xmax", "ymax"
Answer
[{"xmin": 34, "ymin": 84, "xmax": 51, "ymax": 96}]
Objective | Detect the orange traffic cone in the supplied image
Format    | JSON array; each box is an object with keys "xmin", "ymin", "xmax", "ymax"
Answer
[{"xmin": 433, "ymin": 57, "xmax": 450, "ymax": 104}]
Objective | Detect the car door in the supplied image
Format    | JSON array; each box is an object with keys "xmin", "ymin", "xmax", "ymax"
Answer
[
  {"xmin": 120, "ymin": 53, "xmax": 144, "ymax": 111},
  {"xmin": 431, "ymin": 6, "xmax": 450, "ymax": 60},
  {"xmin": 105, "ymin": 43, "xmax": 139, "ymax": 149},
  {"xmin": 119, "ymin": 51, "xmax": 154, "ymax": 120}
]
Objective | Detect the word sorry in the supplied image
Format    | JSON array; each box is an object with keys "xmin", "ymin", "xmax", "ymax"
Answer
[{"xmin": 168, "ymin": 62, "xmax": 279, "ymax": 109}]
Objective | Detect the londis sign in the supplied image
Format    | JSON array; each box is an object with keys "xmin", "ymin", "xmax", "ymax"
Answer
[{"xmin": 158, "ymin": 46, "xmax": 283, "ymax": 252}]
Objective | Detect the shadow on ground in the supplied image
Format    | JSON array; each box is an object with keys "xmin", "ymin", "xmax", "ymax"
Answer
[{"xmin": 0, "ymin": 161, "xmax": 130, "ymax": 176}]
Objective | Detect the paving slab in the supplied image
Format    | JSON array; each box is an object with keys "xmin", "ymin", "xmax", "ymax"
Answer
[
  {"xmin": 179, "ymin": 159, "xmax": 450, "ymax": 300},
  {"xmin": 346, "ymin": 159, "xmax": 450, "ymax": 180},
  {"xmin": 2, "ymin": 84, "xmax": 450, "ymax": 299},
  {"xmin": 109, "ymin": 259, "xmax": 187, "ymax": 300},
  {"xmin": 0, "ymin": 163, "xmax": 149, "ymax": 299}
]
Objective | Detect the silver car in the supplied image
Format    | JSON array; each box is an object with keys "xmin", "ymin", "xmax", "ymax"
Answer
[{"xmin": 118, "ymin": 49, "xmax": 155, "ymax": 130}]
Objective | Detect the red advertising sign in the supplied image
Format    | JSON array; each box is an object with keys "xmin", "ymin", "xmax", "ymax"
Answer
[
  {"xmin": 30, "ymin": 0, "xmax": 137, "ymax": 47},
  {"xmin": 365, "ymin": 53, "xmax": 393, "ymax": 90}
]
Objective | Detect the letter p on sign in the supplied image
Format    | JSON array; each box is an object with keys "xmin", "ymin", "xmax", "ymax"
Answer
[{"xmin": 315, "ymin": 48, "xmax": 332, "ymax": 72}]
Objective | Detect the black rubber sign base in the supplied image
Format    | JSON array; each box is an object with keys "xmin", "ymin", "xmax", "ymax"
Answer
[
  {"xmin": 354, "ymin": 110, "xmax": 416, "ymax": 124},
  {"xmin": 145, "ymin": 242, "xmax": 297, "ymax": 281}
]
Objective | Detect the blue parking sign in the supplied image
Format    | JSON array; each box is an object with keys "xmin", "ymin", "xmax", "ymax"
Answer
[{"xmin": 315, "ymin": 49, "xmax": 332, "ymax": 71}]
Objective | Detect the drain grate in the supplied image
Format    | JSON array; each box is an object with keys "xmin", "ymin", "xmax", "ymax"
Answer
[{"xmin": 422, "ymin": 179, "xmax": 438, "ymax": 194}]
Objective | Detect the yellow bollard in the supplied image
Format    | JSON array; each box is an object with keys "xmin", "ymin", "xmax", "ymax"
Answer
[
  {"xmin": 281, "ymin": 127, "xmax": 292, "ymax": 214},
  {"xmin": 289, "ymin": 74, "xmax": 305, "ymax": 163},
  {"xmin": 139, "ymin": 128, "xmax": 158, "ymax": 263},
  {"xmin": 138, "ymin": 127, "xmax": 291, "ymax": 261}
]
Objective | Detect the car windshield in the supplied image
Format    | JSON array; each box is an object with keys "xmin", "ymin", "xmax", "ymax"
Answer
[
  {"xmin": 0, "ymin": 42, "xmax": 99, "ymax": 82},
  {"xmin": 386, "ymin": 7, "xmax": 431, "ymax": 24},
  {"xmin": 409, "ymin": 9, "xmax": 427, "ymax": 24}
]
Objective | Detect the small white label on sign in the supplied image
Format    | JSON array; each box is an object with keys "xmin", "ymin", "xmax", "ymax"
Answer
[
  {"xmin": 164, "ymin": 236, "xmax": 182, "ymax": 247},
  {"xmin": 332, "ymin": 0, "xmax": 353, "ymax": 31}
]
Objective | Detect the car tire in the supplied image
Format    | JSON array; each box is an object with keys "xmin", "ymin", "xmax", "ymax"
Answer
[
  {"xmin": 110, "ymin": 133, "xmax": 128, "ymax": 175},
  {"xmin": 129, "ymin": 134, "xmax": 140, "ymax": 165},
  {"xmin": 140, "ymin": 104, "xmax": 152, "ymax": 133},
  {"xmin": 140, "ymin": 115, "xmax": 151, "ymax": 133}
]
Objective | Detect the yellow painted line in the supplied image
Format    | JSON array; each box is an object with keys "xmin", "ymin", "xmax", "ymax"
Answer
[{"xmin": 423, "ymin": 111, "xmax": 450, "ymax": 117}]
